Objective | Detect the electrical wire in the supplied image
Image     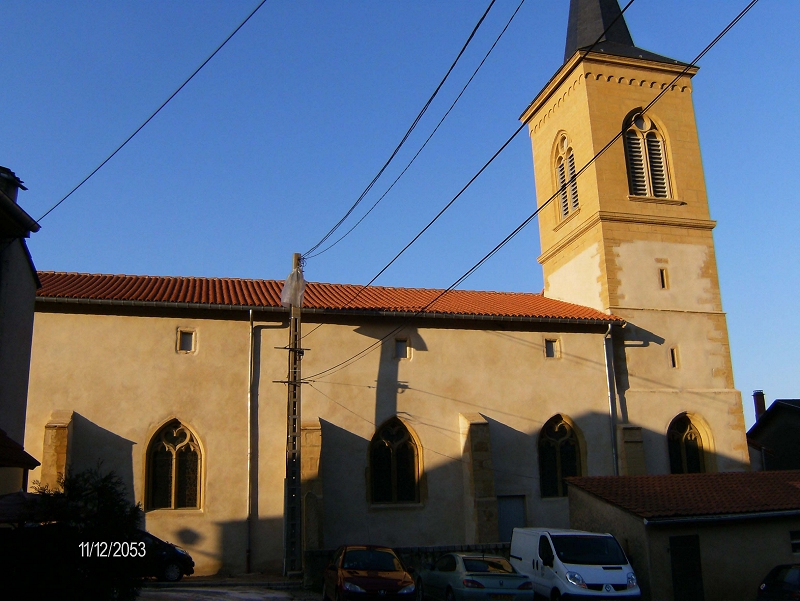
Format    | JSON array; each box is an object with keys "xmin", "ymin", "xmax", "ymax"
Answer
[
  {"xmin": 302, "ymin": 0, "xmax": 498, "ymax": 258},
  {"xmin": 36, "ymin": 0, "xmax": 269, "ymax": 222},
  {"xmin": 300, "ymin": 0, "xmax": 759, "ymax": 383},
  {"xmin": 299, "ymin": 0, "xmax": 635, "ymax": 342},
  {"xmin": 305, "ymin": 0, "xmax": 527, "ymax": 260}
]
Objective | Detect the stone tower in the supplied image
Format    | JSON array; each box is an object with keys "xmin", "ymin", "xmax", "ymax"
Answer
[{"xmin": 520, "ymin": 0, "xmax": 748, "ymax": 474}]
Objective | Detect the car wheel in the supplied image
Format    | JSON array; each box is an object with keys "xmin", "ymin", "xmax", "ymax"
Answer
[
  {"xmin": 446, "ymin": 588, "xmax": 455, "ymax": 601},
  {"xmin": 550, "ymin": 590, "xmax": 561, "ymax": 601},
  {"xmin": 161, "ymin": 563, "xmax": 183, "ymax": 582}
]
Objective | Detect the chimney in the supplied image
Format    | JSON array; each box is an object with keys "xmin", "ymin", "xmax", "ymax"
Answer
[
  {"xmin": 0, "ymin": 166, "xmax": 28, "ymax": 204},
  {"xmin": 753, "ymin": 390, "xmax": 767, "ymax": 421}
]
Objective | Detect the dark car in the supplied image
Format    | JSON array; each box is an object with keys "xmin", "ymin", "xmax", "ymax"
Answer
[
  {"xmin": 133, "ymin": 529, "xmax": 195, "ymax": 581},
  {"xmin": 323, "ymin": 545, "xmax": 417, "ymax": 601},
  {"xmin": 757, "ymin": 564, "xmax": 800, "ymax": 600}
]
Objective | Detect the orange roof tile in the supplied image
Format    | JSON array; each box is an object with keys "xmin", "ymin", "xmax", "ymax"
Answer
[
  {"xmin": 567, "ymin": 471, "xmax": 800, "ymax": 520},
  {"xmin": 36, "ymin": 271, "xmax": 621, "ymax": 324}
]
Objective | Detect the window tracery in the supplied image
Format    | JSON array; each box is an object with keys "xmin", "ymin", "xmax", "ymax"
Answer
[
  {"xmin": 370, "ymin": 418, "xmax": 419, "ymax": 504},
  {"xmin": 147, "ymin": 420, "xmax": 201, "ymax": 509},
  {"xmin": 538, "ymin": 414, "xmax": 581, "ymax": 498},
  {"xmin": 667, "ymin": 414, "xmax": 705, "ymax": 474}
]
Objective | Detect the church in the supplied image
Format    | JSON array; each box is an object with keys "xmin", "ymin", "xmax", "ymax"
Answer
[{"xmin": 22, "ymin": 0, "xmax": 749, "ymax": 576}]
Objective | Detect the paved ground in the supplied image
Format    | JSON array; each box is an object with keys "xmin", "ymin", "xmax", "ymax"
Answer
[{"xmin": 139, "ymin": 587, "xmax": 321, "ymax": 601}]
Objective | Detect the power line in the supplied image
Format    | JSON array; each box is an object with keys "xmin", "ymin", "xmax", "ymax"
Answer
[
  {"xmin": 305, "ymin": 0, "xmax": 527, "ymax": 260},
  {"xmin": 37, "ymin": 0, "xmax": 269, "ymax": 222},
  {"xmin": 301, "ymin": 0, "xmax": 759, "ymax": 383},
  {"xmin": 299, "ymin": 0, "xmax": 635, "ymax": 342},
  {"xmin": 302, "ymin": 0, "xmax": 498, "ymax": 258}
]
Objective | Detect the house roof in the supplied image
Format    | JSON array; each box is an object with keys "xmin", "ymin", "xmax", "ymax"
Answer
[
  {"xmin": 748, "ymin": 399, "xmax": 800, "ymax": 440},
  {"xmin": 564, "ymin": 0, "xmax": 685, "ymax": 66},
  {"xmin": 0, "ymin": 429, "xmax": 40, "ymax": 470},
  {"xmin": 567, "ymin": 471, "xmax": 800, "ymax": 522},
  {"xmin": 36, "ymin": 271, "xmax": 623, "ymax": 325}
]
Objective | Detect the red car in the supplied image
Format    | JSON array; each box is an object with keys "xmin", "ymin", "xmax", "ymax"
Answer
[{"xmin": 323, "ymin": 545, "xmax": 417, "ymax": 601}]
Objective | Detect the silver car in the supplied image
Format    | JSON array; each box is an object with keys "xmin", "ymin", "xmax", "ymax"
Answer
[{"xmin": 418, "ymin": 554, "xmax": 534, "ymax": 601}]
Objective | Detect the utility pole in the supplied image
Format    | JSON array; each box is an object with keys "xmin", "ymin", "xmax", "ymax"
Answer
[{"xmin": 281, "ymin": 252, "xmax": 305, "ymax": 576}]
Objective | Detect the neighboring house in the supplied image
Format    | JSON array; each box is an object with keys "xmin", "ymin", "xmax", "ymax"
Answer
[
  {"xmin": 0, "ymin": 166, "xmax": 41, "ymax": 495},
  {"xmin": 748, "ymin": 392, "xmax": 800, "ymax": 470},
  {"xmin": 23, "ymin": 0, "xmax": 750, "ymax": 576},
  {"xmin": 568, "ymin": 472, "xmax": 800, "ymax": 601}
]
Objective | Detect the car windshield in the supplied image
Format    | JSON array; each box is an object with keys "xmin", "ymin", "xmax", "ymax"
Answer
[
  {"xmin": 550, "ymin": 535, "xmax": 627, "ymax": 566},
  {"xmin": 343, "ymin": 549, "xmax": 403, "ymax": 571},
  {"xmin": 462, "ymin": 558, "xmax": 514, "ymax": 574}
]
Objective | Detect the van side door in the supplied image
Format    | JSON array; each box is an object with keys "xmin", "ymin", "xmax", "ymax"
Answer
[{"xmin": 538, "ymin": 535, "xmax": 558, "ymax": 595}]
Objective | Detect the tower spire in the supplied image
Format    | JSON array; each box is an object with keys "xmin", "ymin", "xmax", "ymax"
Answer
[{"xmin": 564, "ymin": 0, "xmax": 681, "ymax": 65}]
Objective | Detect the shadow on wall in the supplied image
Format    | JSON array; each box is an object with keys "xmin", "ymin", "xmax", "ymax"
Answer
[{"xmin": 70, "ymin": 413, "xmax": 136, "ymax": 503}]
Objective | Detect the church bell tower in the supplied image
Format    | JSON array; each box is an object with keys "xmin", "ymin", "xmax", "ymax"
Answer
[{"xmin": 521, "ymin": 0, "xmax": 748, "ymax": 474}]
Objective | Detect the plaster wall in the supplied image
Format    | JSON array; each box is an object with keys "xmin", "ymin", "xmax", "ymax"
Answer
[
  {"xmin": 26, "ymin": 306, "xmax": 619, "ymax": 573},
  {"xmin": 0, "ymin": 238, "xmax": 37, "ymax": 446},
  {"xmin": 645, "ymin": 517, "xmax": 800, "ymax": 601},
  {"xmin": 26, "ymin": 308, "xmax": 253, "ymax": 575},
  {"xmin": 569, "ymin": 485, "xmax": 800, "ymax": 601}
]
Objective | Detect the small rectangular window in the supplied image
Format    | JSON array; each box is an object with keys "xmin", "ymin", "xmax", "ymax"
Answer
[
  {"xmin": 394, "ymin": 339, "xmax": 409, "ymax": 359},
  {"xmin": 669, "ymin": 347, "xmax": 679, "ymax": 369},
  {"xmin": 659, "ymin": 268, "xmax": 669, "ymax": 289},
  {"xmin": 177, "ymin": 329, "xmax": 195, "ymax": 353},
  {"xmin": 791, "ymin": 530, "xmax": 800, "ymax": 554},
  {"xmin": 545, "ymin": 339, "xmax": 560, "ymax": 359}
]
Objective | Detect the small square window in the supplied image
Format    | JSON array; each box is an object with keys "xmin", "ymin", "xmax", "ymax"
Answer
[
  {"xmin": 544, "ymin": 339, "xmax": 560, "ymax": 359},
  {"xmin": 394, "ymin": 339, "xmax": 410, "ymax": 359},
  {"xmin": 669, "ymin": 347, "xmax": 679, "ymax": 369},
  {"xmin": 659, "ymin": 268, "xmax": 669, "ymax": 290},
  {"xmin": 791, "ymin": 530, "xmax": 800, "ymax": 554},
  {"xmin": 177, "ymin": 329, "xmax": 196, "ymax": 353}
]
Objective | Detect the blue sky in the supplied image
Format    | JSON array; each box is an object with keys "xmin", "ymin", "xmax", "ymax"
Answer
[{"xmin": 3, "ymin": 1, "xmax": 798, "ymax": 427}]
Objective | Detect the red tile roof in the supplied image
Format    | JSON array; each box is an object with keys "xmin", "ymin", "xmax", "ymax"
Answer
[
  {"xmin": 567, "ymin": 471, "xmax": 800, "ymax": 520},
  {"xmin": 36, "ymin": 271, "xmax": 621, "ymax": 324}
]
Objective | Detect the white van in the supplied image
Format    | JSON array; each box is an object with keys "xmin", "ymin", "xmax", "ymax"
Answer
[{"xmin": 509, "ymin": 528, "xmax": 640, "ymax": 600}]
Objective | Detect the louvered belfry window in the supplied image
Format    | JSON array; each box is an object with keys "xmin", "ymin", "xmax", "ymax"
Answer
[
  {"xmin": 554, "ymin": 134, "xmax": 579, "ymax": 219},
  {"xmin": 147, "ymin": 420, "xmax": 202, "ymax": 509},
  {"xmin": 625, "ymin": 114, "xmax": 671, "ymax": 198}
]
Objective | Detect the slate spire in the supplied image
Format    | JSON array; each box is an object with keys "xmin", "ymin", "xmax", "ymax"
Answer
[
  {"xmin": 565, "ymin": 0, "xmax": 633, "ymax": 62},
  {"xmin": 563, "ymin": 0, "xmax": 681, "ymax": 65}
]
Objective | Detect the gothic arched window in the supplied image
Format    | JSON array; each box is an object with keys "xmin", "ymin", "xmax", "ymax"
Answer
[
  {"xmin": 554, "ymin": 133, "xmax": 579, "ymax": 219},
  {"xmin": 624, "ymin": 114, "xmax": 670, "ymax": 198},
  {"xmin": 668, "ymin": 414, "xmax": 705, "ymax": 474},
  {"xmin": 147, "ymin": 420, "xmax": 202, "ymax": 509},
  {"xmin": 370, "ymin": 418, "xmax": 419, "ymax": 504},
  {"xmin": 538, "ymin": 415, "xmax": 581, "ymax": 498}
]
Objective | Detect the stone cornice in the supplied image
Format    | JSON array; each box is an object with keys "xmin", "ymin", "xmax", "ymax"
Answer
[
  {"xmin": 520, "ymin": 52, "xmax": 698, "ymax": 126},
  {"xmin": 538, "ymin": 211, "xmax": 716, "ymax": 265}
]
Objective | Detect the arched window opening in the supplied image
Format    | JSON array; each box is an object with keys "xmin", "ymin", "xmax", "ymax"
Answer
[
  {"xmin": 147, "ymin": 420, "xmax": 201, "ymax": 509},
  {"xmin": 668, "ymin": 414, "xmax": 705, "ymax": 474},
  {"xmin": 370, "ymin": 418, "xmax": 419, "ymax": 504},
  {"xmin": 538, "ymin": 415, "xmax": 581, "ymax": 498},
  {"xmin": 624, "ymin": 114, "xmax": 671, "ymax": 199},
  {"xmin": 554, "ymin": 134, "xmax": 579, "ymax": 219}
]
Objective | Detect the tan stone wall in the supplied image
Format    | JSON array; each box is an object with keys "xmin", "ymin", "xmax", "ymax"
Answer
[
  {"xmin": 26, "ymin": 306, "xmax": 616, "ymax": 573},
  {"xmin": 522, "ymin": 53, "xmax": 747, "ymax": 474}
]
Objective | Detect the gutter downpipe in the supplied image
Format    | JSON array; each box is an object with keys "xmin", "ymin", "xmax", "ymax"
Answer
[
  {"xmin": 604, "ymin": 324, "xmax": 619, "ymax": 476},
  {"xmin": 246, "ymin": 309, "xmax": 254, "ymax": 572}
]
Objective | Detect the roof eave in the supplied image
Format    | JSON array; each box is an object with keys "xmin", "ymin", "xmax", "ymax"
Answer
[
  {"xmin": 35, "ymin": 296, "xmax": 623, "ymax": 326},
  {"xmin": 643, "ymin": 509, "xmax": 800, "ymax": 526}
]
